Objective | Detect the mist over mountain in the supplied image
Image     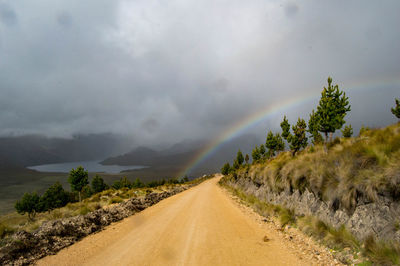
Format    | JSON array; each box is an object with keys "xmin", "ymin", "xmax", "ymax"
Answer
[
  {"xmin": 0, "ymin": 133, "xmax": 134, "ymax": 169},
  {"xmin": 101, "ymin": 134, "xmax": 261, "ymax": 176}
]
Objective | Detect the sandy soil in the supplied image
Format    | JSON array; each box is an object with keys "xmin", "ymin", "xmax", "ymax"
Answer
[{"xmin": 37, "ymin": 176, "xmax": 327, "ymax": 266}]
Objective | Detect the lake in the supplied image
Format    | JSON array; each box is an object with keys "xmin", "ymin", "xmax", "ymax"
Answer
[{"xmin": 27, "ymin": 161, "xmax": 147, "ymax": 174}]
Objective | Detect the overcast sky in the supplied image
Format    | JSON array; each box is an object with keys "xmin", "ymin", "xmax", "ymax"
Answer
[{"xmin": 0, "ymin": 0, "xmax": 399, "ymax": 146}]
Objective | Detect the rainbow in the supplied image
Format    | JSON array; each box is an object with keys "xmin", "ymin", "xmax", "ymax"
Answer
[{"xmin": 179, "ymin": 77, "xmax": 400, "ymax": 178}]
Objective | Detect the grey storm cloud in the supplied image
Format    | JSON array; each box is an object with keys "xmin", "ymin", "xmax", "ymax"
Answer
[
  {"xmin": 0, "ymin": 0, "xmax": 399, "ymax": 146},
  {"xmin": 0, "ymin": 2, "xmax": 17, "ymax": 26}
]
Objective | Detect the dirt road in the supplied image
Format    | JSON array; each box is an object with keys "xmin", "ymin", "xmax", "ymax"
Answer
[{"xmin": 38, "ymin": 177, "xmax": 314, "ymax": 266}]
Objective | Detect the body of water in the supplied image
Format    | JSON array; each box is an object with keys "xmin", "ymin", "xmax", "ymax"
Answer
[{"xmin": 27, "ymin": 161, "xmax": 147, "ymax": 174}]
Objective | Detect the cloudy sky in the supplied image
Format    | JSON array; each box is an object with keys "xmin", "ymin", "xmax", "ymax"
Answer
[{"xmin": 0, "ymin": 0, "xmax": 399, "ymax": 146}]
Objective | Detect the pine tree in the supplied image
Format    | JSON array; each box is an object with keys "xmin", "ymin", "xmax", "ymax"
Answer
[
  {"xmin": 39, "ymin": 182, "xmax": 69, "ymax": 212},
  {"xmin": 316, "ymin": 77, "xmax": 351, "ymax": 142},
  {"xmin": 232, "ymin": 159, "xmax": 240, "ymax": 170},
  {"xmin": 245, "ymin": 154, "xmax": 249, "ymax": 165},
  {"xmin": 259, "ymin": 144, "xmax": 266, "ymax": 159},
  {"xmin": 391, "ymin": 98, "xmax": 400, "ymax": 120},
  {"xmin": 275, "ymin": 133, "xmax": 285, "ymax": 153},
  {"xmin": 91, "ymin": 175, "xmax": 108, "ymax": 193},
  {"xmin": 68, "ymin": 166, "xmax": 89, "ymax": 202},
  {"xmin": 236, "ymin": 150, "xmax": 244, "ymax": 165},
  {"xmin": 289, "ymin": 118, "xmax": 308, "ymax": 155},
  {"xmin": 252, "ymin": 145, "xmax": 260, "ymax": 162},
  {"xmin": 266, "ymin": 131, "xmax": 277, "ymax": 157},
  {"xmin": 132, "ymin": 178, "xmax": 144, "ymax": 188},
  {"xmin": 280, "ymin": 116, "xmax": 291, "ymax": 140},
  {"xmin": 341, "ymin": 124, "xmax": 353, "ymax": 138},
  {"xmin": 15, "ymin": 192, "xmax": 41, "ymax": 220},
  {"xmin": 221, "ymin": 163, "xmax": 231, "ymax": 175},
  {"xmin": 308, "ymin": 109, "xmax": 323, "ymax": 144}
]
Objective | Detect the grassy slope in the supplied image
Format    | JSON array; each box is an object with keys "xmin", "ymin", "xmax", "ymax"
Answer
[{"xmin": 242, "ymin": 123, "xmax": 400, "ymax": 212}]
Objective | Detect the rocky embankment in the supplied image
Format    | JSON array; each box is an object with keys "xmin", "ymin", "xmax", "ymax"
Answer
[
  {"xmin": 0, "ymin": 187, "xmax": 188, "ymax": 265},
  {"xmin": 224, "ymin": 176, "xmax": 400, "ymax": 244}
]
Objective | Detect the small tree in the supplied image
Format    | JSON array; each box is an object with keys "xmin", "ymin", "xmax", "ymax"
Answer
[
  {"xmin": 15, "ymin": 192, "xmax": 41, "ymax": 220},
  {"xmin": 275, "ymin": 133, "xmax": 285, "ymax": 153},
  {"xmin": 280, "ymin": 116, "xmax": 291, "ymax": 140},
  {"xmin": 68, "ymin": 166, "xmax": 89, "ymax": 202},
  {"xmin": 341, "ymin": 124, "xmax": 353, "ymax": 138},
  {"xmin": 236, "ymin": 150, "xmax": 244, "ymax": 166},
  {"xmin": 91, "ymin": 175, "xmax": 108, "ymax": 193},
  {"xmin": 391, "ymin": 98, "xmax": 400, "ymax": 120},
  {"xmin": 308, "ymin": 109, "xmax": 323, "ymax": 144},
  {"xmin": 265, "ymin": 131, "xmax": 277, "ymax": 157},
  {"xmin": 132, "ymin": 178, "xmax": 144, "ymax": 188},
  {"xmin": 259, "ymin": 144, "xmax": 266, "ymax": 159},
  {"xmin": 245, "ymin": 154, "xmax": 249, "ymax": 165},
  {"xmin": 39, "ymin": 182, "xmax": 69, "ymax": 212},
  {"xmin": 316, "ymin": 77, "xmax": 351, "ymax": 142},
  {"xmin": 252, "ymin": 145, "xmax": 260, "ymax": 162},
  {"xmin": 112, "ymin": 177, "xmax": 132, "ymax": 189},
  {"xmin": 289, "ymin": 118, "xmax": 308, "ymax": 155},
  {"xmin": 221, "ymin": 163, "xmax": 231, "ymax": 175},
  {"xmin": 232, "ymin": 159, "xmax": 240, "ymax": 170}
]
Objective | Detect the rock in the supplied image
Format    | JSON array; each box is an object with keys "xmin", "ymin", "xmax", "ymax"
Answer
[{"xmin": 229, "ymin": 177, "xmax": 400, "ymax": 244}]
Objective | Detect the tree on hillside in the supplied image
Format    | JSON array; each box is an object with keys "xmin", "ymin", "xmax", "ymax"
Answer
[
  {"xmin": 245, "ymin": 154, "xmax": 250, "ymax": 164},
  {"xmin": 341, "ymin": 124, "xmax": 353, "ymax": 138},
  {"xmin": 275, "ymin": 133, "xmax": 285, "ymax": 153},
  {"xmin": 252, "ymin": 145, "xmax": 261, "ymax": 162},
  {"xmin": 91, "ymin": 175, "xmax": 108, "ymax": 193},
  {"xmin": 112, "ymin": 177, "xmax": 132, "ymax": 189},
  {"xmin": 39, "ymin": 182, "xmax": 69, "ymax": 212},
  {"xmin": 316, "ymin": 77, "xmax": 351, "ymax": 142},
  {"xmin": 232, "ymin": 159, "xmax": 240, "ymax": 170},
  {"xmin": 391, "ymin": 98, "xmax": 400, "ymax": 120},
  {"xmin": 15, "ymin": 192, "xmax": 41, "ymax": 220},
  {"xmin": 308, "ymin": 109, "xmax": 323, "ymax": 144},
  {"xmin": 265, "ymin": 131, "xmax": 277, "ymax": 158},
  {"xmin": 236, "ymin": 150, "xmax": 244, "ymax": 166},
  {"xmin": 132, "ymin": 178, "xmax": 144, "ymax": 188},
  {"xmin": 259, "ymin": 144, "xmax": 266, "ymax": 159},
  {"xmin": 68, "ymin": 166, "xmax": 89, "ymax": 202},
  {"xmin": 289, "ymin": 118, "xmax": 308, "ymax": 155},
  {"xmin": 221, "ymin": 163, "xmax": 231, "ymax": 175},
  {"xmin": 280, "ymin": 116, "xmax": 291, "ymax": 141}
]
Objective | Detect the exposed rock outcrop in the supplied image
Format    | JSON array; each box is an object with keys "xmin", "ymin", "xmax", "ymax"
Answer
[
  {"xmin": 226, "ymin": 176, "xmax": 400, "ymax": 244},
  {"xmin": 0, "ymin": 187, "xmax": 186, "ymax": 265}
]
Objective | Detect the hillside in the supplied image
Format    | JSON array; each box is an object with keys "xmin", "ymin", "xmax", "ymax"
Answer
[{"xmin": 220, "ymin": 123, "xmax": 400, "ymax": 264}]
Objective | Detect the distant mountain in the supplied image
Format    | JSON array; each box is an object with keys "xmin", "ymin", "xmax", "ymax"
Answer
[
  {"xmin": 0, "ymin": 133, "xmax": 135, "ymax": 169},
  {"xmin": 100, "ymin": 146, "xmax": 198, "ymax": 168},
  {"xmin": 101, "ymin": 134, "xmax": 261, "ymax": 177}
]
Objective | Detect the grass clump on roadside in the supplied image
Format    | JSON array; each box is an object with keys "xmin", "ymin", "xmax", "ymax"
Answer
[
  {"xmin": 363, "ymin": 235, "xmax": 400, "ymax": 265},
  {"xmin": 108, "ymin": 196, "xmax": 123, "ymax": 204}
]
